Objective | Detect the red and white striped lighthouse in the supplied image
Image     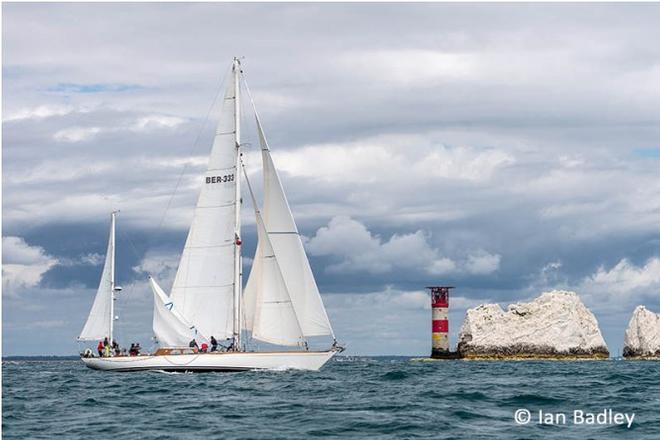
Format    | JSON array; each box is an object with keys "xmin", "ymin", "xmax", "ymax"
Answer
[{"xmin": 428, "ymin": 286, "xmax": 454, "ymax": 358}]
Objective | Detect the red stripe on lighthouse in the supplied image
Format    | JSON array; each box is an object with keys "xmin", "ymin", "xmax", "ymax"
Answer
[{"xmin": 432, "ymin": 320, "xmax": 448, "ymax": 332}]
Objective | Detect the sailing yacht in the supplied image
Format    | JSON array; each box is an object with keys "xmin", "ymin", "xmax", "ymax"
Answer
[{"xmin": 80, "ymin": 58, "xmax": 341, "ymax": 372}]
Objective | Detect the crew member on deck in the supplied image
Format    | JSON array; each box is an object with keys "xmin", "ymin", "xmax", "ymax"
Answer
[
  {"xmin": 189, "ymin": 339, "xmax": 199, "ymax": 353},
  {"xmin": 97, "ymin": 340, "xmax": 104, "ymax": 357},
  {"xmin": 210, "ymin": 336, "xmax": 218, "ymax": 352}
]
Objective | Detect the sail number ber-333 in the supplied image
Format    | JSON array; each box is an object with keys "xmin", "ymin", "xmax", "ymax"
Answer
[{"xmin": 206, "ymin": 174, "xmax": 234, "ymax": 184}]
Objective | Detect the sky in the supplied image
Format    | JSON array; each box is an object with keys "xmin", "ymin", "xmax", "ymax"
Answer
[{"xmin": 3, "ymin": 3, "xmax": 660, "ymax": 356}]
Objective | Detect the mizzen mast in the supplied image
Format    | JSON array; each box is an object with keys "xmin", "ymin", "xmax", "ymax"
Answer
[{"xmin": 108, "ymin": 210, "xmax": 121, "ymax": 344}]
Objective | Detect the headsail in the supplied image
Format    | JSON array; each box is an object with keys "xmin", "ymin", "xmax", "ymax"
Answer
[
  {"xmin": 243, "ymin": 162, "xmax": 305, "ymax": 346},
  {"xmin": 243, "ymin": 117, "xmax": 334, "ymax": 340},
  {"xmin": 151, "ymin": 277, "xmax": 204, "ymax": 347},
  {"xmin": 79, "ymin": 215, "xmax": 114, "ymax": 341},
  {"xmin": 168, "ymin": 76, "xmax": 238, "ymax": 340}
]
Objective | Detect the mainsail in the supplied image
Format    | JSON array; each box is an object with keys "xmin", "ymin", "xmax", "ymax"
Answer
[
  {"xmin": 243, "ymin": 117, "xmax": 334, "ymax": 343},
  {"xmin": 168, "ymin": 76, "xmax": 238, "ymax": 341},
  {"xmin": 79, "ymin": 213, "xmax": 115, "ymax": 341}
]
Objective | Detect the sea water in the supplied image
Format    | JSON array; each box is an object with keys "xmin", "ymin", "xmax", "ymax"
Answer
[{"xmin": 2, "ymin": 357, "xmax": 658, "ymax": 439}]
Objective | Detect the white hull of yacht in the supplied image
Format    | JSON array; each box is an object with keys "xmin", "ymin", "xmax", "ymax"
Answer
[{"xmin": 81, "ymin": 350, "xmax": 337, "ymax": 372}]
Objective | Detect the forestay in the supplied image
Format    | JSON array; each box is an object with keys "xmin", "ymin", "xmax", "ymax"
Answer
[{"xmin": 169, "ymin": 78, "xmax": 237, "ymax": 340}]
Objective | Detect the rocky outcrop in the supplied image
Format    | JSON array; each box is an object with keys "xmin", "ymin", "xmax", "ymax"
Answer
[
  {"xmin": 623, "ymin": 306, "xmax": 660, "ymax": 359},
  {"xmin": 457, "ymin": 290, "xmax": 609, "ymax": 359}
]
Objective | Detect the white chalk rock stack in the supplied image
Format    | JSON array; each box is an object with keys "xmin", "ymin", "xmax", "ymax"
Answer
[
  {"xmin": 623, "ymin": 306, "xmax": 660, "ymax": 359},
  {"xmin": 458, "ymin": 290, "xmax": 609, "ymax": 358}
]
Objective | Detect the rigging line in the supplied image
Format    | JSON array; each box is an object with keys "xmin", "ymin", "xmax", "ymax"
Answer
[
  {"xmin": 117, "ymin": 227, "xmax": 142, "ymax": 262},
  {"xmin": 239, "ymin": 70, "xmax": 270, "ymax": 151},
  {"xmin": 152, "ymin": 63, "xmax": 232, "ymax": 243}
]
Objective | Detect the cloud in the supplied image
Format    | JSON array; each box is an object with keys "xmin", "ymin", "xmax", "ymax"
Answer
[
  {"xmin": 48, "ymin": 82, "xmax": 144, "ymax": 93},
  {"xmin": 132, "ymin": 249, "xmax": 181, "ymax": 289},
  {"xmin": 52, "ymin": 114, "xmax": 186, "ymax": 142},
  {"xmin": 2, "ymin": 236, "xmax": 58, "ymax": 294},
  {"xmin": 273, "ymin": 134, "xmax": 514, "ymax": 183},
  {"xmin": 3, "ymin": 104, "xmax": 80, "ymax": 122},
  {"xmin": 58, "ymin": 253, "xmax": 105, "ymax": 267},
  {"xmin": 131, "ymin": 115, "xmax": 186, "ymax": 131},
  {"xmin": 580, "ymin": 258, "xmax": 660, "ymax": 298},
  {"xmin": 343, "ymin": 49, "xmax": 476, "ymax": 86},
  {"xmin": 306, "ymin": 216, "xmax": 500, "ymax": 276},
  {"xmin": 53, "ymin": 126, "xmax": 102, "ymax": 142},
  {"xmin": 465, "ymin": 250, "xmax": 502, "ymax": 275}
]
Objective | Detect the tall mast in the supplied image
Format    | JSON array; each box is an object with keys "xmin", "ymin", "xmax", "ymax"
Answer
[
  {"xmin": 109, "ymin": 210, "xmax": 117, "ymax": 344},
  {"xmin": 232, "ymin": 57, "xmax": 242, "ymax": 351}
]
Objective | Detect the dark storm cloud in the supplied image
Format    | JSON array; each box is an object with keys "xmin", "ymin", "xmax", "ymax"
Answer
[{"xmin": 3, "ymin": 3, "xmax": 660, "ymax": 355}]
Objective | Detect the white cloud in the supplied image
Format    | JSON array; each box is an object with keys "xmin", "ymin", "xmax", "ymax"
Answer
[
  {"xmin": 343, "ymin": 49, "xmax": 476, "ymax": 86},
  {"xmin": 306, "ymin": 215, "xmax": 446, "ymax": 274},
  {"xmin": 5, "ymin": 160, "xmax": 116, "ymax": 185},
  {"xmin": 51, "ymin": 113, "xmax": 185, "ymax": 142},
  {"xmin": 427, "ymin": 258, "xmax": 458, "ymax": 275},
  {"xmin": 581, "ymin": 257, "xmax": 660, "ymax": 297},
  {"xmin": 131, "ymin": 115, "xmax": 185, "ymax": 131},
  {"xmin": 250, "ymin": 90, "xmax": 311, "ymax": 114},
  {"xmin": 536, "ymin": 260, "xmax": 564, "ymax": 287},
  {"xmin": 390, "ymin": 290, "xmax": 431, "ymax": 310},
  {"xmin": 465, "ymin": 250, "xmax": 502, "ymax": 275},
  {"xmin": 132, "ymin": 249, "xmax": 181, "ymax": 288},
  {"xmin": 306, "ymin": 216, "xmax": 500, "ymax": 276},
  {"xmin": 2, "ymin": 236, "xmax": 58, "ymax": 294},
  {"xmin": 58, "ymin": 253, "xmax": 105, "ymax": 267},
  {"xmin": 273, "ymin": 134, "xmax": 514, "ymax": 184},
  {"xmin": 53, "ymin": 126, "xmax": 101, "ymax": 142},
  {"xmin": 3, "ymin": 105, "xmax": 78, "ymax": 122}
]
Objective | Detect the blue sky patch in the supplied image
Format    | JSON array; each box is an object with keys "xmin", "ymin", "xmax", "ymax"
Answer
[{"xmin": 633, "ymin": 148, "xmax": 660, "ymax": 158}]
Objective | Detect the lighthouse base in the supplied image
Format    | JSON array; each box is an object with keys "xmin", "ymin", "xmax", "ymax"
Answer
[{"xmin": 431, "ymin": 349, "xmax": 463, "ymax": 360}]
